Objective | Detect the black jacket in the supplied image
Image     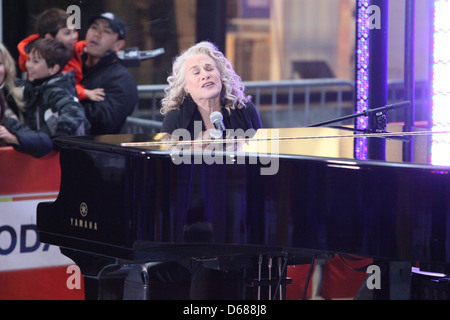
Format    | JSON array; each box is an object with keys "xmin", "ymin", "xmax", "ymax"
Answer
[
  {"xmin": 81, "ymin": 51, "xmax": 138, "ymax": 135},
  {"xmin": 5, "ymin": 72, "xmax": 87, "ymax": 158},
  {"xmin": 161, "ymin": 98, "xmax": 262, "ymax": 139},
  {"xmin": 4, "ymin": 117, "xmax": 53, "ymax": 158},
  {"xmin": 22, "ymin": 71, "xmax": 88, "ymax": 137}
]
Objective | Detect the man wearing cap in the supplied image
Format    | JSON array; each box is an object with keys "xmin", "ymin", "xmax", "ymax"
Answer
[{"xmin": 81, "ymin": 12, "xmax": 138, "ymax": 135}]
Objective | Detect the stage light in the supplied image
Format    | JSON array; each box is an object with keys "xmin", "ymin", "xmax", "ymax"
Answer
[
  {"xmin": 355, "ymin": 0, "xmax": 370, "ymax": 160},
  {"xmin": 431, "ymin": 0, "xmax": 450, "ymax": 166}
]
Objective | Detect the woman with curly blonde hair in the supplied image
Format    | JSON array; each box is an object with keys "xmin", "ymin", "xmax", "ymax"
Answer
[
  {"xmin": 0, "ymin": 42, "xmax": 24, "ymax": 121},
  {"xmin": 160, "ymin": 41, "xmax": 261, "ymax": 139},
  {"xmin": 0, "ymin": 42, "xmax": 26, "ymax": 147}
]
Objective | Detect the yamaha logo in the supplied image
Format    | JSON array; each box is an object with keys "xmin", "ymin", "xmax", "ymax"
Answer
[
  {"xmin": 70, "ymin": 202, "xmax": 98, "ymax": 231},
  {"xmin": 80, "ymin": 202, "xmax": 88, "ymax": 217}
]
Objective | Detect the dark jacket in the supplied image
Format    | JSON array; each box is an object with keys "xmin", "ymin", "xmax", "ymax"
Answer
[
  {"xmin": 81, "ymin": 51, "xmax": 138, "ymax": 135},
  {"xmin": 161, "ymin": 98, "xmax": 262, "ymax": 138},
  {"xmin": 22, "ymin": 71, "xmax": 88, "ymax": 137},
  {"xmin": 5, "ymin": 71, "xmax": 88, "ymax": 158},
  {"xmin": 4, "ymin": 117, "xmax": 53, "ymax": 158}
]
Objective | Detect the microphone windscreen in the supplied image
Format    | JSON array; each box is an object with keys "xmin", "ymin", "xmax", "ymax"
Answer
[{"xmin": 210, "ymin": 111, "xmax": 223, "ymax": 123}]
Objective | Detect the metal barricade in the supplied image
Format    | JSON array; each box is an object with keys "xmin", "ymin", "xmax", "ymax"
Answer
[
  {"xmin": 129, "ymin": 79, "xmax": 355, "ymax": 132},
  {"xmin": 125, "ymin": 78, "xmax": 428, "ymax": 133}
]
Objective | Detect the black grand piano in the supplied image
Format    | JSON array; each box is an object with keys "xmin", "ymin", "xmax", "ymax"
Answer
[{"xmin": 37, "ymin": 124, "xmax": 450, "ymax": 300}]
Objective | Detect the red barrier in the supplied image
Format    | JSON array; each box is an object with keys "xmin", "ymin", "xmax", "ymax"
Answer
[
  {"xmin": 0, "ymin": 147, "xmax": 84, "ymax": 300},
  {"xmin": 0, "ymin": 147, "xmax": 61, "ymax": 196},
  {"xmin": 286, "ymin": 255, "xmax": 372, "ymax": 300},
  {"xmin": 286, "ymin": 264, "xmax": 313, "ymax": 300},
  {"xmin": 0, "ymin": 266, "xmax": 84, "ymax": 300},
  {"xmin": 320, "ymin": 255, "xmax": 372, "ymax": 299}
]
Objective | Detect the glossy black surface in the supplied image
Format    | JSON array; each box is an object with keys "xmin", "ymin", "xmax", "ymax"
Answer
[{"xmin": 37, "ymin": 125, "xmax": 450, "ymax": 266}]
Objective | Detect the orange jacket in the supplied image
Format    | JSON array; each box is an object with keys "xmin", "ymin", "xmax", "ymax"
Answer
[{"xmin": 17, "ymin": 34, "xmax": 87, "ymax": 100}]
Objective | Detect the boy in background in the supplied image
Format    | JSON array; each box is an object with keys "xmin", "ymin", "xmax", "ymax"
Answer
[
  {"xmin": 1, "ymin": 38, "xmax": 88, "ymax": 157},
  {"xmin": 18, "ymin": 8, "xmax": 104, "ymax": 102}
]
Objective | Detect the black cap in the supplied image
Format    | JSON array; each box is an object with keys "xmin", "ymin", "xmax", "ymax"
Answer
[{"xmin": 89, "ymin": 12, "xmax": 126, "ymax": 40}]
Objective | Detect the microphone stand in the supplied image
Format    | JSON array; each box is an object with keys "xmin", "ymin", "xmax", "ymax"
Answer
[
  {"xmin": 306, "ymin": 100, "xmax": 411, "ymax": 134},
  {"xmin": 118, "ymin": 47, "xmax": 165, "ymax": 67}
]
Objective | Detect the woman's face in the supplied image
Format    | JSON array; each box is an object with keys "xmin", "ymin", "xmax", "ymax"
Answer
[
  {"xmin": 0, "ymin": 55, "xmax": 5, "ymax": 85},
  {"xmin": 184, "ymin": 53, "xmax": 222, "ymax": 104}
]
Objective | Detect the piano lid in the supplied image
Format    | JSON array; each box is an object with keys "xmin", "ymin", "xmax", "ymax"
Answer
[{"xmin": 54, "ymin": 124, "xmax": 450, "ymax": 168}]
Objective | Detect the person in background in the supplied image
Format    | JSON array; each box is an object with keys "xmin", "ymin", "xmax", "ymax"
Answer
[
  {"xmin": 0, "ymin": 38, "xmax": 88, "ymax": 157},
  {"xmin": 0, "ymin": 42, "xmax": 25, "ymax": 122},
  {"xmin": 0, "ymin": 47, "xmax": 9, "ymax": 144},
  {"xmin": 80, "ymin": 12, "xmax": 138, "ymax": 135},
  {"xmin": 0, "ymin": 42, "xmax": 37, "ymax": 149},
  {"xmin": 17, "ymin": 7, "xmax": 105, "ymax": 102}
]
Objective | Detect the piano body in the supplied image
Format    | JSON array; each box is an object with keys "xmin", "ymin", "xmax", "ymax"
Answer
[{"xmin": 37, "ymin": 125, "xmax": 450, "ymax": 299}]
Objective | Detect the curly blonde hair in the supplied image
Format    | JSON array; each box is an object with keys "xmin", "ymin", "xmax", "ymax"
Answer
[
  {"xmin": 160, "ymin": 41, "xmax": 250, "ymax": 115},
  {"xmin": 0, "ymin": 43, "xmax": 24, "ymax": 112}
]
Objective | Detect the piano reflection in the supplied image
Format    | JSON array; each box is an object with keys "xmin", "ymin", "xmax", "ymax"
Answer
[{"xmin": 37, "ymin": 124, "xmax": 450, "ymax": 299}]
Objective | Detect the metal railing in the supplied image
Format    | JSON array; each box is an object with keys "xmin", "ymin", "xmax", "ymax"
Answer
[
  {"xmin": 120, "ymin": 116, "xmax": 162, "ymax": 134},
  {"xmin": 123, "ymin": 78, "xmax": 429, "ymax": 133},
  {"xmin": 243, "ymin": 79, "xmax": 354, "ymax": 127},
  {"xmin": 128, "ymin": 78, "xmax": 354, "ymax": 132}
]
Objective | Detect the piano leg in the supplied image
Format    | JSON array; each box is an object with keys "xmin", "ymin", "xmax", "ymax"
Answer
[
  {"xmin": 60, "ymin": 248, "xmax": 118, "ymax": 300},
  {"xmin": 61, "ymin": 247, "xmax": 249, "ymax": 300},
  {"xmin": 185, "ymin": 259, "xmax": 245, "ymax": 300},
  {"xmin": 183, "ymin": 254, "xmax": 295, "ymax": 300},
  {"xmin": 62, "ymin": 248, "xmax": 194, "ymax": 300}
]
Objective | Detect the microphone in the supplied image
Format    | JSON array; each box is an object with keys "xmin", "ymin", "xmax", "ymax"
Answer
[
  {"xmin": 209, "ymin": 111, "xmax": 226, "ymax": 139},
  {"xmin": 117, "ymin": 47, "xmax": 165, "ymax": 67}
]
